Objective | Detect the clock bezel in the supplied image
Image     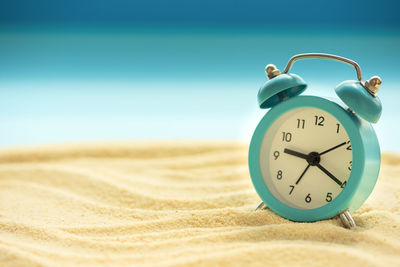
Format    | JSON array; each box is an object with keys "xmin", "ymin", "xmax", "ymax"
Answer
[{"xmin": 249, "ymin": 95, "xmax": 380, "ymax": 222}]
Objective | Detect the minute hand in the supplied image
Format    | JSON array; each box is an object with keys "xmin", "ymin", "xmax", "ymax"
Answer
[{"xmin": 315, "ymin": 163, "xmax": 343, "ymax": 186}]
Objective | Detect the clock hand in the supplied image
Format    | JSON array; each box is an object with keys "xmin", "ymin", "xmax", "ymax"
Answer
[
  {"xmin": 315, "ymin": 163, "xmax": 343, "ymax": 186},
  {"xmin": 283, "ymin": 148, "xmax": 309, "ymax": 160},
  {"xmin": 295, "ymin": 164, "xmax": 311, "ymax": 185},
  {"xmin": 319, "ymin": 141, "xmax": 346, "ymax": 156}
]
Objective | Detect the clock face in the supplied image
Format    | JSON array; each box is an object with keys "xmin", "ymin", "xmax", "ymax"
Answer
[{"xmin": 259, "ymin": 107, "xmax": 353, "ymax": 209}]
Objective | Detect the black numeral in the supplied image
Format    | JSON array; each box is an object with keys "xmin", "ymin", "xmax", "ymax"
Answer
[
  {"xmin": 314, "ymin": 116, "xmax": 324, "ymax": 126},
  {"xmin": 348, "ymin": 161, "xmax": 352, "ymax": 171},
  {"xmin": 346, "ymin": 141, "xmax": 352, "ymax": 150},
  {"xmin": 289, "ymin": 185, "xmax": 295, "ymax": 195},
  {"xmin": 273, "ymin": 151, "xmax": 280, "ymax": 160},
  {"xmin": 336, "ymin": 123, "xmax": 340, "ymax": 133},
  {"xmin": 341, "ymin": 181, "xmax": 347, "ymax": 188},
  {"xmin": 297, "ymin": 119, "xmax": 305, "ymax": 129},
  {"xmin": 326, "ymin": 192, "xmax": 333, "ymax": 202},
  {"xmin": 305, "ymin": 193, "xmax": 312, "ymax": 203},
  {"xmin": 277, "ymin": 170, "xmax": 283, "ymax": 180},
  {"xmin": 281, "ymin": 132, "xmax": 292, "ymax": 142}
]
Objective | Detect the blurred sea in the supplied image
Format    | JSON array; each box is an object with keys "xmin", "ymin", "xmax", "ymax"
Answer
[{"xmin": 1, "ymin": 25, "xmax": 399, "ymax": 152}]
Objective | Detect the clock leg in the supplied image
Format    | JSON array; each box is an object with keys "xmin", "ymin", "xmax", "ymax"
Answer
[
  {"xmin": 255, "ymin": 201, "xmax": 268, "ymax": 211},
  {"xmin": 339, "ymin": 209, "xmax": 356, "ymax": 229}
]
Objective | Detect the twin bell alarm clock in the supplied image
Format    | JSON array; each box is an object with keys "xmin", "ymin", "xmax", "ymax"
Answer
[{"xmin": 248, "ymin": 53, "xmax": 382, "ymax": 228}]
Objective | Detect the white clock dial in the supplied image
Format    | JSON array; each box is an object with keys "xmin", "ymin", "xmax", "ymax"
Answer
[{"xmin": 259, "ymin": 107, "xmax": 353, "ymax": 209}]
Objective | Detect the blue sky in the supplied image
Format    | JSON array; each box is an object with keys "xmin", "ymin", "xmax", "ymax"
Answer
[
  {"xmin": 0, "ymin": 0, "xmax": 399, "ymax": 27},
  {"xmin": 0, "ymin": 0, "xmax": 399, "ymax": 151}
]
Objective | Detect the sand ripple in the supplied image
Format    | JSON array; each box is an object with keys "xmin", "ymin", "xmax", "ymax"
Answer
[{"xmin": 0, "ymin": 141, "xmax": 399, "ymax": 266}]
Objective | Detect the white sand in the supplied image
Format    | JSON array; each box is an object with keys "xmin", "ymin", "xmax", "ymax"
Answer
[{"xmin": 0, "ymin": 141, "xmax": 399, "ymax": 266}]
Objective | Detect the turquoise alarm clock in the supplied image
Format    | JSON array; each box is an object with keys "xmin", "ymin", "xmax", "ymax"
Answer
[{"xmin": 249, "ymin": 53, "xmax": 382, "ymax": 228}]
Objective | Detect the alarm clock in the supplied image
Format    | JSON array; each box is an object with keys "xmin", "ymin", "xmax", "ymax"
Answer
[{"xmin": 249, "ymin": 53, "xmax": 382, "ymax": 228}]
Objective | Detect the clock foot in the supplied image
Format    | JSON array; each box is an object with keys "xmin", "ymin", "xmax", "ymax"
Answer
[
  {"xmin": 339, "ymin": 209, "xmax": 356, "ymax": 229},
  {"xmin": 255, "ymin": 201, "xmax": 268, "ymax": 211}
]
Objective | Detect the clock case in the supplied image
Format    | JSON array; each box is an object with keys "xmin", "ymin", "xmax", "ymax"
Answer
[{"xmin": 249, "ymin": 54, "xmax": 382, "ymax": 222}]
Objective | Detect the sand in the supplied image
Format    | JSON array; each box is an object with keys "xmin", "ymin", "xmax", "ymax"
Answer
[{"xmin": 0, "ymin": 141, "xmax": 399, "ymax": 267}]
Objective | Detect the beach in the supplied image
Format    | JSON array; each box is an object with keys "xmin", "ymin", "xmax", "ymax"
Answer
[{"xmin": 0, "ymin": 141, "xmax": 399, "ymax": 266}]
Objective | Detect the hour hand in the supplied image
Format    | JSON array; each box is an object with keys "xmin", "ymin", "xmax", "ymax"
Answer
[{"xmin": 284, "ymin": 148, "xmax": 309, "ymax": 160}]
